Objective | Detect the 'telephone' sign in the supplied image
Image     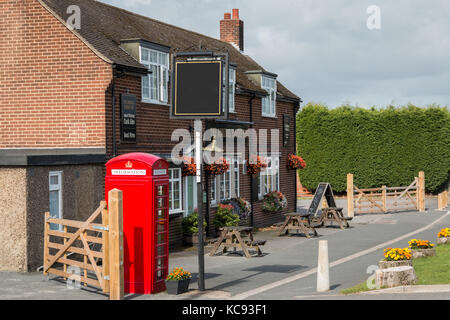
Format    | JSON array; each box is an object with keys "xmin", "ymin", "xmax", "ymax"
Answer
[{"xmin": 111, "ymin": 169, "xmax": 146, "ymax": 176}]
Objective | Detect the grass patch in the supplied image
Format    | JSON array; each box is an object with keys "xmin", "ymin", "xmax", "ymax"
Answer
[
  {"xmin": 340, "ymin": 244, "xmax": 450, "ymax": 295},
  {"xmin": 413, "ymin": 244, "xmax": 450, "ymax": 285}
]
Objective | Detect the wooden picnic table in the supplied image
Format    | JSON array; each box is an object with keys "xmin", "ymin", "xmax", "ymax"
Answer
[
  {"xmin": 278, "ymin": 212, "xmax": 318, "ymax": 238},
  {"xmin": 209, "ymin": 226, "xmax": 266, "ymax": 258},
  {"xmin": 319, "ymin": 207, "xmax": 352, "ymax": 230}
]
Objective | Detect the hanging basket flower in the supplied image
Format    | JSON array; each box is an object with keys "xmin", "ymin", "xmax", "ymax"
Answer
[
  {"xmin": 247, "ymin": 155, "xmax": 267, "ymax": 175},
  {"xmin": 262, "ymin": 191, "xmax": 288, "ymax": 213},
  {"xmin": 204, "ymin": 157, "xmax": 229, "ymax": 176},
  {"xmin": 180, "ymin": 156, "xmax": 197, "ymax": 177},
  {"xmin": 287, "ymin": 154, "xmax": 306, "ymax": 170}
]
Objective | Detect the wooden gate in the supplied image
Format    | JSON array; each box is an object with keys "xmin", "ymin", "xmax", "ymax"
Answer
[
  {"xmin": 347, "ymin": 172, "xmax": 425, "ymax": 216},
  {"xmin": 43, "ymin": 189, "xmax": 124, "ymax": 300}
]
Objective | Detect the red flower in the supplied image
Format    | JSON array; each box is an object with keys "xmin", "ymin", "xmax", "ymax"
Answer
[
  {"xmin": 204, "ymin": 158, "xmax": 229, "ymax": 176},
  {"xmin": 287, "ymin": 154, "xmax": 306, "ymax": 170},
  {"xmin": 247, "ymin": 155, "xmax": 267, "ymax": 175}
]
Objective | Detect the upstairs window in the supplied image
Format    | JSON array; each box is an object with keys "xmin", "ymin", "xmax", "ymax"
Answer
[
  {"xmin": 140, "ymin": 47, "xmax": 169, "ymax": 104},
  {"xmin": 262, "ymin": 75, "xmax": 276, "ymax": 117},
  {"xmin": 223, "ymin": 67, "xmax": 236, "ymax": 113}
]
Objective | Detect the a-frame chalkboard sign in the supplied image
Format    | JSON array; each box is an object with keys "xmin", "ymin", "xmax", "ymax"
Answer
[{"xmin": 307, "ymin": 183, "xmax": 337, "ymax": 217}]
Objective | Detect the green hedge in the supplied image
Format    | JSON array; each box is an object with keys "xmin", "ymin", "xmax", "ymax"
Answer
[{"xmin": 296, "ymin": 103, "xmax": 450, "ymax": 194}]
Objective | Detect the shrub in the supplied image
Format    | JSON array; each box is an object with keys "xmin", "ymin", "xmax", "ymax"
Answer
[
  {"xmin": 262, "ymin": 191, "xmax": 288, "ymax": 213},
  {"xmin": 182, "ymin": 210, "xmax": 207, "ymax": 235},
  {"xmin": 213, "ymin": 203, "xmax": 240, "ymax": 229},
  {"xmin": 221, "ymin": 197, "xmax": 252, "ymax": 220},
  {"xmin": 297, "ymin": 103, "xmax": 450, "ymax": 193}
]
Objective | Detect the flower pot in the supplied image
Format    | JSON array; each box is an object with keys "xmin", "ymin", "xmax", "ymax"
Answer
[
  {"xmin": 165, "ymin": 279, "xmax": 191, "ymax": 295},
  {"xmin": 437, "ymin": 237, "xmax": 449, "ymax": 245},
  {"xmin": 184, "ymin": 233, "xmax": 206, "ymax": 246},
  {"xmin": 411, "ymin": 248, "xmax": 436, "ymax": 259},
  {"xmin": 378, "ymin": 259, "xmax": 413, "ymax": 269}
]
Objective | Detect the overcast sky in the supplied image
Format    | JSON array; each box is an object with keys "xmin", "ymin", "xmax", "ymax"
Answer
[{"xmin": 100, "ymin": 0, "xmax": 450, "ymax": 108}]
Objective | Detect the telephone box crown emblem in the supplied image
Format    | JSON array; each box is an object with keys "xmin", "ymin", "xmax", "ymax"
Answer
[{"xmin": 125, "ymin": 161, "xmax": 133, "ymax": 168}]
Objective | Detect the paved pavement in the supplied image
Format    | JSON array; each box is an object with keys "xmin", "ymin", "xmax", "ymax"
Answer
[{"xmin": 0, "ymin": 198, "xmax": 448, "ymax": 300}]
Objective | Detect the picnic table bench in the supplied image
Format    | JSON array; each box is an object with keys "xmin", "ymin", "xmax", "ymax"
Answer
[
  {"xmin": 317, "ymin": 207, "xmax": 352, "ymax": 230},
  {"xmin": 209, "ymin": 226, "xmax": 266, "ymax": 258},
  {"xmin": 278, "ymin": 212, "xmax": 318, "ymax": 238}
]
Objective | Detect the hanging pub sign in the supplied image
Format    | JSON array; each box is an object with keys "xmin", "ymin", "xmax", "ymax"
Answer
[
  {"xmin": 283, "ymin": 114, "xmax": 290, "ymax": 146},
  {"xmin": 171, "ymin": 51, "xmax": 229, "ymax": 119},
  {"xmin": 121, "ymin": 93, "xmax": 137, "ymax": 143}
]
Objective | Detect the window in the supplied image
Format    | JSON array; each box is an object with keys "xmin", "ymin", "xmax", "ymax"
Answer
[
  {"xmin": 258, "ymin": 156, "xmax": 280, "ymax": 198},
  {"xmin": 140, "ymin": 47, "xmax": 169, "ymax": 104},
  {"xmin": 49, "ymin": 171, "xmax": 62, "ymax": 231},
  {"xmin": 262, "ymin": 75, "xmax": 277, "ymax": 117},
  {"xmin": 169, "ymin": 168, "xmax": 182, "ymax": 213},
  {"xmin": 223, "ymin": 67, "xmax": 236, "ymax": 113},
  {"xmin": 233, "ymin": 158, "xmax": 240, "ymax": 197},
  {"xmin": 211, "ymin": 156, "xmax": 240, "ymax": 204},
  {"xmin": 211, "ymin": 176, "xmax": 217, "ymax": 205}
]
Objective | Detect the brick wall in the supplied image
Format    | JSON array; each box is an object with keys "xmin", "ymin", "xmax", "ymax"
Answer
[{"xmin": 0, "ymin": 0, "xmax": 112, "ymax": 148}]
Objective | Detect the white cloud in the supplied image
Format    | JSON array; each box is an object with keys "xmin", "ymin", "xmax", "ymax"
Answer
[{"xmin": 99, "ymin": 0, "xmax": 450, "ymax": 107}]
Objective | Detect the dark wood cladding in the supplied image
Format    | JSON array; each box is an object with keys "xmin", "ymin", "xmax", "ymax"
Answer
[{"xmin": 106, "ymin": 73, "xmax": 298, "ymax": 245}]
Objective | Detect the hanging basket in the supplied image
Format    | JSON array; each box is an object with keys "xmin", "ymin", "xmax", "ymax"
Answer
[
  {"xmin": 247, "ymin": 155, "xmax": 267, "ymax": 175},
  {"xmin": 204, "ymin": 157, "xmax": 229, "ymax": 176},
  {"xmin": 180, "ymin": 156, "xmax": 197, "ymax": 177},
  {"xmin": 287, "ymin": 154, "xmax": 306, "ymax": 170}
]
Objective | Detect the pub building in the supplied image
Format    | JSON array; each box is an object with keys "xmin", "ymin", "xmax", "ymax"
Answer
[{"xmin": 0, "ymin": 0, "xmax": 301, "ymax": 272}]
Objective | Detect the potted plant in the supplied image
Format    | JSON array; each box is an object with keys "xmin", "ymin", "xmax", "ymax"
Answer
[
  {"xmin": 437, "ymin": 228, "xmax": 449, "ymax": 245},
  {"xmin": 287, "ymin": 154, "xmax": 307, "ymax": 170},
  {"xmin": 262, "ymin": 191, "xmax": 288, "ymax": 213},
  {"xmin": 378, "ymin": 247, "xmax": 412, "ymax": 269},
  {"xmin": 165, "ymin": 267, "xmax": 192, "ymax": 295},
  {"xmin": 204, "ymin": 157, "xmax": 229, "ymax": 176},
  {"xmin": 213, "ymin": 203, "xmax": 240, "ymax": 236},
  {"xmin": 408, "ymin": 239, "xmax": 436, "ymax": 259},
  {"xmin": 182, "ymin": 210, "xmax": 207, "ymax": 246},
  {"xmin": 247, "ymin": 155, "xmax": 267, "ymax": 175}
]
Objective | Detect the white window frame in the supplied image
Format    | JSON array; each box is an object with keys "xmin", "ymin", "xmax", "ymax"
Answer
[
  {"xmin": 169, "ymin": 168, "xmax": 183, "ymax": 214},
  {"xmin": 223, "ymin": 67, "xmax": 236, "ymax": 113},
  {"xmin": 212, "ymin": 156, "xmax": 240, "ymax": 204},
  {"xmin": 210, "ymin": 175, "xmax": 217, "ymax": 206},
  {"xmin": 258, "ymin": 156, "xmax": 280, "ymax": 198},
  {"xmin": 233, "ymin": 157, "xmax": 240, "ymax": 198},
  {"xmin": 262, "ymin": 75, "xmax": 277, "ymax": 117},
  {"xmin": 49, "ymin": 171, "xmax": 63, "ymax": 231},
  {"xmin": 140, "ymin": 46, "xmax": 169, "ymax": 105}
]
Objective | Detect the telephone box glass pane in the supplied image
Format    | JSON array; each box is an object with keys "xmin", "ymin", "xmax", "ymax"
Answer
[
  {"xmin": 158, "ymin": 185, "xmax": 165, "ymax": 196},
  {"xmin": 157, "ymin": 209, "xmax": 165, "ymax": 219},
  {"xmin": 157, "ymin": 223, "xmax": 165, "ymax": 233},
  {"xmin": 157, "ymin": 233, "xmax": 165, "ymax": 244},
  {"xmin": 157, "ymin": 245, "xmax": 165, "ymax": 257},
  {"xmin": 157, "ymin": 198, "xmax": 164, "ymax": 208},
  {"xmin": 156, "ymin": 269, "xmax": 163, "ymax": 280}
]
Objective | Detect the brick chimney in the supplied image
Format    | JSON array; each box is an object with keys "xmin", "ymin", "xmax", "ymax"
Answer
[{"xmin": 220, "ymin": 9, "xmax": 244, "ymax": 51}]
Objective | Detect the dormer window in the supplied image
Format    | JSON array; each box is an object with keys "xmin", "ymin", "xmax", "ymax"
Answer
[
  {"xmin": 140, "ymin": 46, "xmax": 169, "ymax": 104},
  {"xmin": 262, "ymin": 75, "xmax": 276, "ymax": 117}
]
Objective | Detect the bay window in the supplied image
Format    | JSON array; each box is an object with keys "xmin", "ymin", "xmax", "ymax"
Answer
[{"xmin": 140, "ymin": 46, "xmax": 169, "ymax": 104}]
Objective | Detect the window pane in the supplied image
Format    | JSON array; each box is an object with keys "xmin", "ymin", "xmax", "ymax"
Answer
[
  {"xmin": 141, "ymin": 48, "xmax": 149, "ymax": 62},
  {"xmin": 50, "ymin": 175, "xmax": 59, "ymax": 186}
]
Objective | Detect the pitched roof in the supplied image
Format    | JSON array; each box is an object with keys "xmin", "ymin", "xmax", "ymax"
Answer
[{"xmin": 39, "ymin": 0, "xmax": 300, "ymax": 101}]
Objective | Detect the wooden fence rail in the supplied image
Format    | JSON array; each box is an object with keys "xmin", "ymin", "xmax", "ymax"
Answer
[
  {"xmin": 43, "ymin": 189, "xmax": 124, "ymax": 300},
  {"xmin": 347, "ymin": 172, "xmax": 425, "ymax": 217}
]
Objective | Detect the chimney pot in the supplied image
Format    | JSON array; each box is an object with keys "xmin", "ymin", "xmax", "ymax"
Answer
[
  {"xmin": 224, "ymin": 12, "xmax": 231, "ymax": 20},
  {"xmin": 232, "ymin": 9, "xmax": 239, "ymax": 20}
]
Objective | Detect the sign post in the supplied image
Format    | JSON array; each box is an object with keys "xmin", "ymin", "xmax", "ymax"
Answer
[{"xmin": 171, "ymin": 51, "xmax": 229, "ymax": 292}]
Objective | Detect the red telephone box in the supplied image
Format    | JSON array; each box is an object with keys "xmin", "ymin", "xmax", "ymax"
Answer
[{"xmin": 105, "ymin": 153, "xmax": 169, "ymax": 294}]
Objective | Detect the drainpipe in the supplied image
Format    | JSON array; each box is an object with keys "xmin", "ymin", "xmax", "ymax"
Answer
[{"xmin": 248, "ymin": 93, "xmax": 256, "ymax": 227}]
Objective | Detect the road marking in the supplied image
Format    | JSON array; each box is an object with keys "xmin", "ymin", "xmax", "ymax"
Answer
[{"xmin": 232, "ymin": 210, "xmax": 450, "ymax": 300}]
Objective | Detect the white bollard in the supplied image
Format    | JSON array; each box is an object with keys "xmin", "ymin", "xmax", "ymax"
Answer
[{"xmin": 317, "ymin": 240, "xmax": 330, "ymax": 292}]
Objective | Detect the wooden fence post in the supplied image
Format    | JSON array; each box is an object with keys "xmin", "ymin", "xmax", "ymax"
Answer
[
  {"xmin": 347, "ymin": 174, "xmax": 354, "ymax": 218},
  {"xmin": 102, "ymin": 208, "xmax": 110, "ymax": 294},
  {"xmin": 438, "ymin": 191, "xmax": 449, "ymax": 210},
  {"xmin": 43, "ymin": 211, "xmax": 50, "ymax": 276},
  {"xmin": 418, "ymin": 171, "xmax": 425, "ymax": 212},
  {"xmin": 108, "ymin": 189, "xmax": 124, "ymax": 300},
  {"xmin": 382, "ymin": 185, "xmax": 387, "ymax": 213}
]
